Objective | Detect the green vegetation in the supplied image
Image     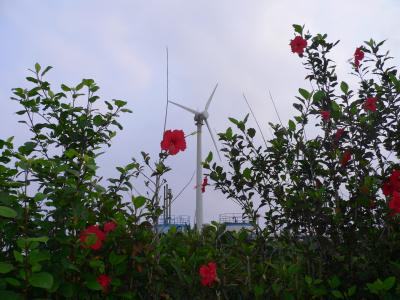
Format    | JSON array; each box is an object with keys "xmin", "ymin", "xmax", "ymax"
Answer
[{"xmin": 1, "ymin": 26, "xmax": 400, "ymax": 299}]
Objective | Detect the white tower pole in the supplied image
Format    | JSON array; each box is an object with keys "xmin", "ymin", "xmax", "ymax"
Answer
[
  {"xmin": 195, "ymin": 116, "xmax": 203, "ymax": 231},
  {"xmin": 168, "ymin": 84, "xmax": 219, "ymax": 232}
]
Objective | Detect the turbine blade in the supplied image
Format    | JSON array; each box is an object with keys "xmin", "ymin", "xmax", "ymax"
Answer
[
  {"xmin": 205, "ymin": 119, "xmax": 222, "ymax": 161},
  {"xmin": 205, "ymin": 83, "xmax": 218, "ymax": 112},
  {"xmin": 169, "ymin": 100, "xmax": 197, "ymax": 115}
]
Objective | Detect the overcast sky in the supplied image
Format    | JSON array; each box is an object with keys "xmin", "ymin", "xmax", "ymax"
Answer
[{"xmin": 1, "ymin": 0, "xmax": 400, "ymax": 224}]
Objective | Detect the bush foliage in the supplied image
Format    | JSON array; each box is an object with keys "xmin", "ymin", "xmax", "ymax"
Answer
[{"xmin": 1, "ymin": 26, "xmax": 400, "ymax": 299}]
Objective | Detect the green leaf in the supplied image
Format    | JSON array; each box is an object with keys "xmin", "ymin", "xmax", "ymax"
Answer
[
  {"xmin": 132, "ymin": 196, "xmax": 146, "ymax": 209},
  {"xmin": 383, "ymin": 276, "xmax": 395, "ymax": 290},
  {"xmin": 228, "ymin": 117, "xmax": 239, "ymax": 125},
  {"xmin": 41, "ymin": 66, "xmax": 52, "ymax": 76},
  {"xmin": 34, "ymin": 63, "xmax": 41, "ymax": 73},
  {"xmin": 113, "ymin": 99, "xmax": 127, "ymax": 107},
  {"xmin": 0, "ymin": 262, "xmax": 14, "ymax": 274},
  {"xmin": 29, "ymin": 272, "xmax": 54, "ymax": 290},
  {"xmin": 18, "ymin": 142, "xmax": 36, "ymax": 155},
  {"xmin": 293, "ymin": 24, "xmax": 303, "ymax": 35},
  {"xmin": 247, "ymin": 128, "xmax": 256, "ymax": 138},
  {"xmin": 313, "ymin": 90, "xmax": 325, "ymax": 103},
  {"xmin": 27, "ymin": 237, "xmax": 49, "ymax": 243},
  {"xmin": 82, "ymin": 78, "xmax": 95, "ymax": 86},
  {"xmin": 347, "ymin": 286, "xmax": 357, "ymax": 296},
  {"xmin": 61, "ymin": 84, "xmax": 71, "ymax": 92},
  {"xmin": 5, "ymin": 277, "xmax": 21, "ymax": 287},
  {"xmin": 93, "ymin": 115, "xmax": 105, "ymax": 127},
  {"xmin": 86, "ymin": 278, "xmax": 102, "ymax": 291},
  {"xmin": 85, "ymin": 234, "xmax": 97, "ymax": 247},
  {"xmin": 305, "ymin": 275, "xmax": 312, "ymax": 285},
  {"xmin": 237, "ymin": 121, "xmax": 245, "ymax": 131},
  {"xmin": 0, "ymin": 206, "xmax": 17, "ymax": 218},
  {"xmin": 28, "ymin": 250, "xmax": 50, "ymax": 265},
  {"xmin": 59, "ymin": 282, "xmax": 74, "ymax": 297},
  {"xmin": 225, "ymin": 127, "xmax": 233, "ymax": 140},
  {"xmin": 253, "ymin": 285, "xmax": 264, "ymax": 296},
  {"xmin": 13, "ymin": 251, "xmax": 23, "ymax": 263},
  {"xmin": 33, "ymin": 193, "xmax": 46, "ymax": 202},
  {"xmin": 283, "ymin": 291, "xmax": 295, "ymax": 300},
  {"xmin": 89, "ymin": 259, "xmax": 105, "ymax": 273},
  {"xmin": 298, "ymin": 88, "xmax": 311, "ymax": 99},
  {"xmin": 294, "ymin": 116, "xmax": 303, "ymax": 123},
  {"xmin": 328, "ymin": 275, "xmax": 341, "ymax": 289},
  {"xmin": 287, "ymin": 264, "xmax": 300, "ymax": 275},
  {"xmin": 26, "ymin": 77, "xmax": 38, "ymax": 84},
  {"xmin": 0, "ymin": 291, "xmax": 23, "ymax": 300},
  {"xmin": 105, "ymin": 101, "xmax": 113, "ymax": 110},
  {"xmin": 64, "ymin": 148, "xmax": 79, "ymax": 158},
  {"xmin": 205, "ymin": 151, "xmax": 213, "ymax": 163},
  {"xmin": 340, "ymin": 81, "xmax": 349, "ymax": 94},
  {"xmin": 331, "ymin": 290, "xmax": 344, "ymax": 299},
  {"xmin": 293, "ymin": 103, "xmax": 303, "ymax": 112},
  {"xmin": 288, "ymin": 120, "xmax": 296, "ymax": 131},
  {"xmin": 331, "ymin": 101, "xmax": 341, "ymax": 117},
  {"xmin": 109, "ymin": 251, "xmax": 127, "ymax": 266},
  {"xmin": 89, "ymin": 95, "xmax": 100, "ymax": 103},
  {"xmin": 243, "ymin": 168, "xmax": 251, "ymax": 180}
]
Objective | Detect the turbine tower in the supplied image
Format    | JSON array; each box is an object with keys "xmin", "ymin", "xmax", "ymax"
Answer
[{"xmin": 169, "ymin": 84, "xmax": 221, "ymax": 230}]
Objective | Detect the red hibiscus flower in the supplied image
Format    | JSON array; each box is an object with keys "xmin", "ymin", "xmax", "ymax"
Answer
[
  {"xmin": 320, "ymin": 110, "xmax": 330, "ymax": 122},
  {"xmin": 389, "ymin": 191, "xmax": 400, "ymax": 215},
  {"xmin": 354, "ymin": 47, "xmax": 364, "ymax": 61},
  {"xmin": 354, "ymin": 47, "xmax": 364, "ymax": 69},
  {"xmin": 79, "ymin": 225, "xmax": 106, "ymax": 250},
  {"xmin": 161, "ymin": 130, "xmax": 187, "ymax": 155},
  {"xmin": 199, "ymin": 262, "xmax": 217, "ymax": 287},
  {"xmin": 363, "ymin": 97, "xmax": 377, "ymax": 112},
  {"xmin": 104, "ymin": 221, "xmax": 117, "ymax": 234},
  {"xmin": 340, "ymin": 150, "xmax": 352, "ymax": 166},
  {"xmin": 334, "ymin": 128, "xmax": 345, "ymax": 141},
  {"xmin": 97, "ymin": 274, "xmax": 112, "ymax": 292},
  {"xmin": 201, "ymin": 176, "xmax": 208, "ymax": 193},
  {"xmin": 290, "ymin": 36, "xmax": 307, "ymax": 55},
  {"xmin": 382, "ymin": 169, "xmax": 400, "ymax": 196}
]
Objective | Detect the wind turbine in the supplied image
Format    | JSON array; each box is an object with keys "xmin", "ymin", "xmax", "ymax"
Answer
[{"xmin": 169, "ymin": 84, "xmax": 221, "ymax": 230}]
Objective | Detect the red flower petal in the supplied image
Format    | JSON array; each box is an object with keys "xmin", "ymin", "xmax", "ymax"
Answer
[
  {"xmin": 97, "ymin": 274, "xmax": 112, "ymax": 291},
  {"xmin": 201, "ymin": 176, "xmax": 208, "ymax": 193},
  {"xmin": 290, "ymin": 36, "xmax": 307, "ymax": 55},
  {"xmin": 354, "ymin": 47, "xmax": 364, "ymax": 61},
  {"xmin": 334, "ymin": 128, "xmax": 345, "ymax": 141},
  {"xmin": 161, "ymin": 130, "xmax": 187, "ymax": 155},
  {"xmin": 320, "ymin": 110, "xmax": 330, "ymax": 121},
  {"xmin": 79, "ymin": 225, "xmax": 106, "ymax": 250},
  {"xmin": 199, "ymin": 262, "xmax": 217, "ymax": 287},
  {"xmin": 389, "ymin": 191, "xmax": 400, "ymax": 214},
  {"xmin": 104, "ymin": 221, "xmax": 117, "ymax": 233},
  {"xmin": 382, "ymin": 169, "xmax": 400, "ymax": 196},
  {"xmin": 340, "ymin": 150, "xmax": 352, "ymax": 166},
  {"xmin": 363, "ymin": 97, "xmax": 377, "ymax": 112}
]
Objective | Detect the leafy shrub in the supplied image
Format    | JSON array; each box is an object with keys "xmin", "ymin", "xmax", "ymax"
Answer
[
  {"xmin": 206, "ymin": 25, "xmax": 400, "ymax": 298},
  {"xmin": 1, "ymin": 25, "xmax": 400, "ymax": 299}
]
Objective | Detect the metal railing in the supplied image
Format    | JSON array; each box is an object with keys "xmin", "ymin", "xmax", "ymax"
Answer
[
  {"xmin": 158, "ymin": 215, "xmax": 190, "ymax": 225},
  {"xmin": 219, "ymin": 213, "xmax": 250, "ymax": 224}
]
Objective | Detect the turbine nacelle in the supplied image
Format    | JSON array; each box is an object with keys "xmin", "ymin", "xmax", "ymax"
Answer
[
  {"xmin": 194, "ymin": 111, "xmax": 209, "ymax": 124},
  {"xmin": 168, "ymin": 83, "xmax": 221, "ymax": 161}
]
